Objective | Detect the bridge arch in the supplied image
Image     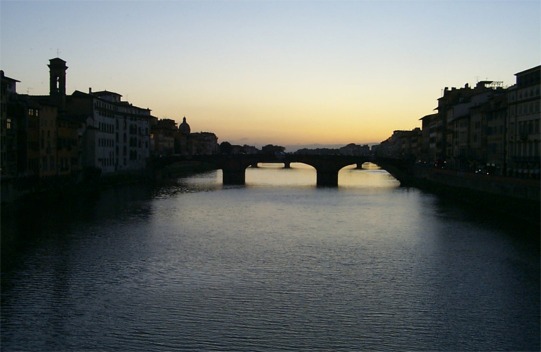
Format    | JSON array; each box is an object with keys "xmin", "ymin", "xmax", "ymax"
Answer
[
  {"xmin": 151, "ymin": 155, "xmax": 410, "ymax": 187},
  {"xmin": 252, "ymin": 161, "xmax": 293, "ymax": 169},
  {"xmin": 239, "ymin": 160, "xmax": 359, "ymax": 187},
  {"xmin": 290, "ymin": 157, "xmax": 363, "ymax": 186}
]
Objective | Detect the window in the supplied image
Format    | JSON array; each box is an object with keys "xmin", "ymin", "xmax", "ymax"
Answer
[
  {"xmin": 7, "ymin": 118, "xmax": 12, "ymax": 129},
  {"xmin": 28, "ymin": 109, "xmax": 34, "ymax": 116}
]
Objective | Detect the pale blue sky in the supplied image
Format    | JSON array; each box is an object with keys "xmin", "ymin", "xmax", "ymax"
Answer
[{"xmin": 1, "ymin": 0, "xmax": 540, "ymax": 146}]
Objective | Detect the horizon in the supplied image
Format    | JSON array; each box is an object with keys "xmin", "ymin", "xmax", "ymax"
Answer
[{"xmin": 1, "ymin": 1, "xmax": 539, "ymax": 146}]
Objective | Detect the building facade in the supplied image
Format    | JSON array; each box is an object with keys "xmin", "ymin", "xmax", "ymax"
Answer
[
  {"xmin": 150, "ymin": 118, "xmax": 178, "ymax": 156},
  {"xmin": 376, "ymin": 128, "xmax": 422, "ymax": 160},
  {"xmin": 1, "ymin": 70, "xmax": 19, "ymax": 177},
  {"xmin": 189, "ymin": 132, "xmax": 219, "ymax": 155},
  {"xmin": 149, "ymin": 116, "xmax": 219, "ymax": 157},
  {"xmin": 37, "ymin": 103, "xmax": 58, "ymax": 177},
  {"xmin": 2, "ymin": 58, "xmax": 157, "ymax": 181},
  {"xmin": 68, "ymin": 89, "xmax": 152, "ymax": 174},
  {"xmin": 507, "ymin": 65, "xmax": 540, "ymax": 177},
  {"xmin": 382, "ymin": 65, "xmax": 540, "ymax": 179}
]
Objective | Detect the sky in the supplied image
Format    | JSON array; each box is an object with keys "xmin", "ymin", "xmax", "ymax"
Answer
[{"xmin": 1, "ymin": 0, "xmax": 540, "ymax": 149}]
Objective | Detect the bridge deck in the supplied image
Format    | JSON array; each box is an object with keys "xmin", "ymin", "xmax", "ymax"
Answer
[{"xmin": 151, "ymin": 154, "xmax": 409, "ymax": 186}]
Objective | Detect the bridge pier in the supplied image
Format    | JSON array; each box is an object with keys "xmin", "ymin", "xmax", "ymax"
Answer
[
  {"xmin": 156, "ymin": 154, "xmax": 375, "ymax": 187},
  {"xmin": 316, "ymin": 169, "xmax": 340, "ymax": 187},
  {"xmin": 222, "ymin": 168, "xmax": 246, "ymax": 185}
]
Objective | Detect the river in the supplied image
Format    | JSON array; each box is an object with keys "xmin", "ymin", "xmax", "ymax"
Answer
[{"xmin": 1, "ymin": 163, "xmax": 539, "ymax": 351}]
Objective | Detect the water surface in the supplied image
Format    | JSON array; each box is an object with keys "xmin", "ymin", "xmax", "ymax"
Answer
[{"xmin": 2, "ymin": 163, "xmax": 539, "ymax": 351}]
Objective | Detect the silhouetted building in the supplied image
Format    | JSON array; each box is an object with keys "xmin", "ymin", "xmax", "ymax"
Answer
[
  {"xmin": 437, "ymin": 81, "xmax": 505, "ymax": 166},
  {"xmin": 2, "ymin": 63, "xmax": 77, "ymax": 179},
  {"xmin": 376, "ymin": 129, "xmax": 421, "ymax": 159},
  {"xmin": 2, "ymin": 57, "xmax": 226, "ymax": 199},
  {"xmin": 37, "ymin": 103, "xmax": 58, "ymax": 177},
  {"xmin": 507, "ymin": 65, "xmax": 540, "ymax": 177},
  {"xmin": 419, "ymin": 113, "xmax": 440, "ymax": 163},
  {"xmin": 384, "ymin": 65, "xmax": 539, "ymax": 180},
  {"xmin": 470, "ymin": 94, "xmax": 508, "ymax": 174},
  {"xmin": 178, "ymin": 116, "xmax": 191, "ymax": 154},
  {"xmin": 1, "ymin": 71, "xmax": 19, "ymax": 177},
  {"xmin": 15, "ymin": 97, "xmax": 41, "ymax": 177},
  {"xmin": 151, "ymin": 118, "xmax": 177, "ymax": 156},
  {"xmin": 339, "ymin": 143, "xmax": 371, "ymax": 156},
  {"xmin": 445, "ymin": 82, "xmax": 506, "ymax": 170},
  {"xmin": 22, "ymin": 58, "xmax": 84, "ymax": 178},
  {"xmin": 189, "ymin": 132, "xmax": 219, "ymax": 155},
  {"xmin": 48, "ymin": 58, "xmax": 68, "ymax": 111},
  {"xmin": 150, "ymin": 116, "xmax": 219, "ymax": 156},
  {"xmin": 179, "ymin": 116, "xmax": 191, "ymax": 135},
  {"xmin": 68, "ymin": 88, "xmax": 152, "ymax": 173},
  {"xmin": 56, "ymin": 114, "xmax": 81, "ymax": 176}
]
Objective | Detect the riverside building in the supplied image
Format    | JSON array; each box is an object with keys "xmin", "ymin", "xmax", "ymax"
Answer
[
  {"xmin": 68, "ymin": 89, "xmax": 152, "ymax": 174},
  {"xmin": 1, "ymin": 58, "xmax": 154, "ymax": 180},
  {"xmin": 386, "ymin": 65, "xmax": 540, "ymax": 179},
  {"xmin": 507, "ymin": 65, "xmax": 540, "ymax": 177}
]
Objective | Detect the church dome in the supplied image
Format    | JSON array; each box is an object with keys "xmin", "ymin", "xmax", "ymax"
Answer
[{"xmin": 179, "ymin": 117, "xmax": 191, "ymax": 135}]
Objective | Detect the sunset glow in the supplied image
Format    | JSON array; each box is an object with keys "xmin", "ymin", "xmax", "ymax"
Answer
[{"xmin": 1, "ymin": 0, "xmax": 539, "ymax": 148}]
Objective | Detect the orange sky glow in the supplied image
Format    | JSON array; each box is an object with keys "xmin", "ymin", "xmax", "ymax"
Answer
[{"xmin": 1, "ymin": 1, "xmax": 539, "ymax": 149}]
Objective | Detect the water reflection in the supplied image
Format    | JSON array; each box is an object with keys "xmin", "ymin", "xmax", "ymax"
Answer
[
  {"xmin": 1, "ymin": 185, "xmax": 155, "ymax": 272},
  {"xmin": 1, "ymin": 165, "xmax": 539, "ymax": 351}
]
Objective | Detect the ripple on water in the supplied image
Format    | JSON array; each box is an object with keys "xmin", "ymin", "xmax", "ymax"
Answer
[{"xmin": 1, "ymin": 168, "xmax": 539, "ymax": 351}]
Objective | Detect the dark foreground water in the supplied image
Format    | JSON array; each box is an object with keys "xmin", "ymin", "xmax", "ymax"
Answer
[{"xmin": 1, "ymin": 164, "xmax": 539, "ymax": 351}]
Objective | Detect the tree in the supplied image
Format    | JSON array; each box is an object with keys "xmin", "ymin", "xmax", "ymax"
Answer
[
  {"xmin": 219, "ymin": 141, "xmax": 232, "ymax": 155},
  {"xmin": 261, "ymin": 144, "xmax": 285, "ymax": 155}
]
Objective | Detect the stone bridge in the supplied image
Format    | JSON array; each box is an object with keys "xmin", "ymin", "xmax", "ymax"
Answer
[{"xmin": 151, "ymin": 154, "xmax": 413, "ymax": 187}]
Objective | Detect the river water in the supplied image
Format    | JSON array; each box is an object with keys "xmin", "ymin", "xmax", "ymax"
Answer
[{"xmin": 1, "ymin": 163, "xmax": 539, "ymax": 351}]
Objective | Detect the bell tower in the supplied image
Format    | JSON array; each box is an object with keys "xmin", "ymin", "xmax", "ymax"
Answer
[{"xmin": 48, "ymin": 58, "xmax": 68, "ymax": 110}]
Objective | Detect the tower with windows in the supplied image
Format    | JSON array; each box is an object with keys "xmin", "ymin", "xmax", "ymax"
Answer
[{"xmin": 48, "ymin": 58, "xmax": 68, "ymax": 110}]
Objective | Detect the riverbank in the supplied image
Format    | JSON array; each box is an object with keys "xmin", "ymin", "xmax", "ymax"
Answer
[
  {"xmin": 413, "ymin": 167, "xmax": 540, "ymax": 201},
  {"xmin": 0, "ymin": 161, "xmax": 217, "ymax": 206},
  {"xmin": 408, "ymin": 166, "xmax": 540, "ymax": 228},
  {"xmin": 2, "ymin": 161, "xmax": 539, "ymax": 222}
]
